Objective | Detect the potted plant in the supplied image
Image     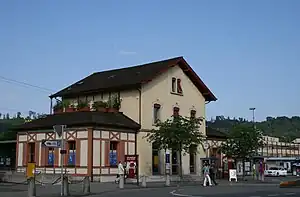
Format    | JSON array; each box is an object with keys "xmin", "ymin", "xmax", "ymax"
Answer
[
  {"xmin": 53, "ymin": 102, "xmax": 63, "ymax": 114},
  {"xmin": 62, "ymin": 100, "xmax": 75, "ymax": 112},
  {"xmin": 92, "ymin": 101, "xmax": 107, "ymax": 112},
  {"xmin": 77, "ymin": 100, "xmax": 90, "ymax": 111},
  {"xmin": 107, "ymin": 95, "xmax": 121, "ymax": 112}
]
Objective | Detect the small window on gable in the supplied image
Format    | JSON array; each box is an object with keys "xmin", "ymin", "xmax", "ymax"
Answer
[
  {"xmin": 173, "ymin": 107, "xmax": 180, "ymax": 117},
  {"xmin": 171, "ymin": 77, "xmax": 183, "ymax": 95},
  {"xmin": 153, "ymin": 104, "xmax": 161, "ymax": 124},
  {"xmin": 172, "ymin": 78, "xmax": 176, "ymax": 92},
  {"xmin": 190, "ymin": 110, "xmax": 196, "ymax": 119},
  {"xmin": 177, "ymin": 79, "xmax": 183, "ymax": 94}
]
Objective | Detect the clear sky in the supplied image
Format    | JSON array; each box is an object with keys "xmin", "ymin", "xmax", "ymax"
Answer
[{"xmin": 0, "ymin": 0, "xmax": 299, "ymax": 121}]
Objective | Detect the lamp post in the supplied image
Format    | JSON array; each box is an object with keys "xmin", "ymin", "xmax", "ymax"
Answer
[{"xmin": 249, "ymin": 107, "xmax": 256, "ymax": 128}]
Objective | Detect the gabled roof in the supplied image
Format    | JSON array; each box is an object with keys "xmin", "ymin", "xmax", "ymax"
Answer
[
  {"xmin": 13, "ymin": 111, "xmax": 140, "ymax": 132},
  {"xmin": 50, "ymin": 57, "xmax": 217, "ymax": 101}
]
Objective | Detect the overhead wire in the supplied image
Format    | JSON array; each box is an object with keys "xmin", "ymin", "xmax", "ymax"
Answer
[
  {"xmin": 0, "ymin": 75, "xmax": 57, "ymax": 115},
  {"xmin": 0, "ymin": 75, "xmax": 54, "ymax": 93}
]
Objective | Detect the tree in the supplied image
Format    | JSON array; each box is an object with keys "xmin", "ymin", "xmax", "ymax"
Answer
[
  {"xmin": 16, "ymin": 112, "xmax": 21, "ymax": 119},
  {"xmin": 221, "ymin": 124, "xmax": 263, "ymax": 179},
  {"xmin": 145, "ymin": 115, "xmax": 204, "ymax": 177}
]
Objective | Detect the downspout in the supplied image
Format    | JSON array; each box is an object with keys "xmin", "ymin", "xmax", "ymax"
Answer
[
  {"xmin": 135, "ymin": 87, "xmax": 142, "ymax": 185},
  {"xmin": 50, "ymin": 98, "xmax": 53, "ymax": 114}
]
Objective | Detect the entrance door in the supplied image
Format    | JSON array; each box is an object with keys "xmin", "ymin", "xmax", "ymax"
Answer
[
  {"xmin": 172, "ymin": 151, "xmax": 179, "ymax": 175},
  {"xmin": 152, "ymin": 143, "xmax": 160, "ymax": 175},
  {"xmin": 189, "ymin": 153, "xmax": 196, "ymax": 173}
]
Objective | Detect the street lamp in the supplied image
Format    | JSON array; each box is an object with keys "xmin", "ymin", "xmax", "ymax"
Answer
[{"xmin": 249, "ymin": 107, "xmax": 256, "ymax": 126}]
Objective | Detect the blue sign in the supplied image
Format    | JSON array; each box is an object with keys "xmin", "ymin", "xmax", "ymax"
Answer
[
  {"xmin": 109, "ymin": 151, "xmax": 117, "ymax": 166},
  {"xmin": 166, "ymin": 153, "xmax": 170, "ymax": 164},
  {"xmin": 48, "ymin": 152, "xmax": 54, "ymax": 165},
  {"xmin": 68, "ymin": 151, "xmax": 75, "ymax": 165}
]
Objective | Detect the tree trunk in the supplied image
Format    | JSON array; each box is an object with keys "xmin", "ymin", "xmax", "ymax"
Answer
[
  {"xmin": 242, "ymin": 158, "xmax": 246, "ymax": 181},
  {"xmin": 179, "ymin": 150, "xmax": 183, "ymax": 180}
]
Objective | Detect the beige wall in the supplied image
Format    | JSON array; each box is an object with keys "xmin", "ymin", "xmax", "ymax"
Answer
[
  {"xmin": 60, "ymin": 64, "xmax": 208, "ymax": 175},
  {"xmin": 138, "ymin": 65, "xmax": 207, "ymax": 175}
]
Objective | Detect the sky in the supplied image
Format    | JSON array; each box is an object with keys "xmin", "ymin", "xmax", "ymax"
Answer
[{"xmin": 0, "ymin": 0, "xmax": 299, "ymax": 121}]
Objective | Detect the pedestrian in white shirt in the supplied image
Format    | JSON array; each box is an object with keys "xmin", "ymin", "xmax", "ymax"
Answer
[
  {"xmin": 203, "ymin": 163, "xmax": 212, "ymax": 186},
  {"xmin": 115, "ymin": 161, "xmax": 124, "ymax": 183}
]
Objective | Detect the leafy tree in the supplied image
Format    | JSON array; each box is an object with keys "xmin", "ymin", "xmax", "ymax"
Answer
[
  {"xmin": 221, "ymin": 124, "xmax": 263, "ymax": 179},
  {"xmin": 145, "ymin": 115, "xmax": 204, "ymax": 177}
]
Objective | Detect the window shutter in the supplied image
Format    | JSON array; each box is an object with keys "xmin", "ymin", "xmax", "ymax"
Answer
[
  {"xmin": 105, "ymin": 141, "xmax": 110, "ymax": 166},
  {"xmin": 35, "ymin": 142, "xmax": 39, "ymax": 166},
  {"xmin": 75, "ymin": 139, "xmax": 81, "ymax": 167},
  {"xmin": 23, "ymin": 143, "xmax": 27, "ymax": 166}
]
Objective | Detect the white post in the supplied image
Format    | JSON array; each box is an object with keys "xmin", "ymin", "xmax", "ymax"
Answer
[
  {"xmin": 119, "ymin": 174, "xmax": 124, "ymax": 189},
  {"xmin": 165, "ymin": 150, "xmax": 170, "ymax": 186},
  {"xmin": 141, "ymin": 175, "xmax": 146, "ymax": 187}
]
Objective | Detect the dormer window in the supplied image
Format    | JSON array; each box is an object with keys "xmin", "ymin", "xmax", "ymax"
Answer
[{"xmin": 171, "ymin": 77, "xmax": 183, "ymax": 95}]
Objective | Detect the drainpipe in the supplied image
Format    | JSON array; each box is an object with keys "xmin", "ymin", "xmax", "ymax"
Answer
[
  {"xmin": 135, "ymin": 87, "xmax": 142, "ymax": 185},
  {"xmin": 50, "ymin": 98, "xmax": 53, "ymax": 114}
]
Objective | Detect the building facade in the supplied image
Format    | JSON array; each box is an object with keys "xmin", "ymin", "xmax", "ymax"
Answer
[
  {"xmin": 15, "ymin": 111, "xmax": 140, "ymax": 182},
  {"xmin": 15, "ymin": 57, "xmax": 217, "ymax": 179}
]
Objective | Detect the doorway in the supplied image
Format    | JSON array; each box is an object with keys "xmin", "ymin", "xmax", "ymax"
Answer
[{"xmin": 172, "ymin": 151, "xmax": 179, "ymax": 175}]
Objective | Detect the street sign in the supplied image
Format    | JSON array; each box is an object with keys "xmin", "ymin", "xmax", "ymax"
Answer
[
  {"xmin": 203, "ymin": 142, "xmax": 210, "ymax": 150},
  {"xmin": 42, "ymin": 140, "xmax": 61, "ymax": 148},
  {"xmin": 53, "ymin": 125, "xmax": 66, "ymax": 137}
]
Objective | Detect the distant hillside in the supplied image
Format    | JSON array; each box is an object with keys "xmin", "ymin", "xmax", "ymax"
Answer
[{"xmin": 207, "ymin": 116, "xmax": 300, "ymax": 142}]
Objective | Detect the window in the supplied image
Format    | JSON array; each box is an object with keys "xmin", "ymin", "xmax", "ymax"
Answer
[
  {"xmin": 171, "ymin": 77, "xmax": 183, "ymax": 94},
  {"xmin": 109, "ymin": 141, "xmax": 118, "ymax": 167},
  {"xmin": 173, "ymin": 107, "xmax": 180, "ymax": 117},
  {"xmin": 153, "ymin": 104, "xmax": 161, "ymax": 124},
  {"xmin": 68, "ymin": 141, "xmax": 76, "ymax": 166},
  {"xmin": 28, "ymin": 143, "xmax": 35, "ymax": 163},
  {"xmin": 177, "ymin": 79, "xmax": 182, "ymax": 94},
  {"xmin": 190, "ymin": 110, "xmax": 196, "ymax": 119},
  {"xmin": 171, "ymin": 78, "xmax": 176, "ymax": 92},
  {"xmin": 47, "ymin": 148, "xmax": 54, "ymax": 166}
]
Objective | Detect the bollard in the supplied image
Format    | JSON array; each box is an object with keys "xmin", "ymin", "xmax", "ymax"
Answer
[
  {"xmin": 83, "ymin": 176, "xmax": 91, "ymax": 195},
  {"xmin": 119, "ymin": 174, "xmax": 124, "ymax": 189},
  {"xmin": 165, "ymin": 174, "xmax": 170, "ymax": 187},
  {"xmin": 63, "ymin": 176, "xmax": 69, "ymax": 196},
  {"xmin": 28, "ymin": 177, "xmax": 36, "ymax": 197},
  {"xmin": 141, "ymin": 175, "xmax": 146, "ymax": 187}
]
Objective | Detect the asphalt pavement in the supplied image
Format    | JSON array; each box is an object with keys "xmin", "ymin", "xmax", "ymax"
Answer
[
  {"xmin": 100, "ymin": 185, "xmax": 300, "ymax": 197},
  {"xmin": 0, "ymin": 176, "xmax": 299, "ymax": 197}
]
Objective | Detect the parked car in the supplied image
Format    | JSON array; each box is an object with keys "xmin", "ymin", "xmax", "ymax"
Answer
[{"xmin": 264, "ymin": 167, "xmax": 287, "ymax": 177}]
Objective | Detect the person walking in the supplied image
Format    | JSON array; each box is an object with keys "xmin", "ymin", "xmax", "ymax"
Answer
[
  {"xmin": 115, "ymin": 161, "xmax": 124, "ymax": 184},
  {"xmin": 203, "ymin": 163, "xmax": 212, "ymax": 187},
  {"xmin": 209, "ymin": 163, "xmax": 218, "ymax": 185}
]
